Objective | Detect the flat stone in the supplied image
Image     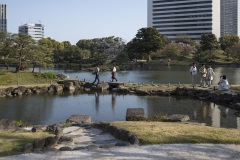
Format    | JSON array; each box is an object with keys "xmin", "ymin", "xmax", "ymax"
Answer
[
  {"xmin": 168, "ymin": 114, "xmax": 190, "ymax": 122},
  {"xmin": 86, "ymin": 145, "xmax": 99, "ymax": 150},
  {"xmin": 115, "ymin": 141, "xmax": 132, "ymax": 146},
  {"xmin": 59, "ymin": 147, "xmax": 72, "ymax": 151},
  {"xmin": 73, "ymin": 146, "xmax": 86, "ymax": 151},
  {"xmin": 99, "ymin": 143, "xmax": 115, "ymax": 148},
  {"xmin": 63, "ymin": 126, "xmax": 82, "ymax": 134}
]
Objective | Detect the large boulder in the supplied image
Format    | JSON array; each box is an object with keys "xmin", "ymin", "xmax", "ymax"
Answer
[
  {"xmin": 0, "ymin": 90, "xmax": 5, "ymax": 98},
  {"xmin": 33, "ymin": 138, "xmax": 45, "ymax": 150},
  {"xmin": 126, "ymin": 108, "xmax": 145, "ymax": 121}
]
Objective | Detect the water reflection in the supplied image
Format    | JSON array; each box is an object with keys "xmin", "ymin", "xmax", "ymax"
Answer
[{"xmin": 0, "ymin": 93, "xmax": 239, "ymax": 129}]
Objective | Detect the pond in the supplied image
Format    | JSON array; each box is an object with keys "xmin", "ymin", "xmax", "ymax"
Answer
[
  {"xmin": 43, "ymin": 65, "xmax": 240, "ymax": 84},
  {"xmin": 0, "ymin": 92, "xmax": 239, "ymax": 129}
]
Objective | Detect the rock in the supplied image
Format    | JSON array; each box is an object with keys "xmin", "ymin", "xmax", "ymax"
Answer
[
  {"xmin": 49, "ymin": 85, "xmax": 63, "ymax": 92},
  {"xmin": 135, "ymin": 90, "xmax": 150, "ymax": 96},
  {"xmin": 235, "ymin": 103, "xmax": 240, "ymax": 110},
  {"xmin": 66, "ymin": 115, "xmax": 92, "ymax": 124},
  {"xmin": 129, "ymin": 134, "xmax": 139, "ymax": 145},
  {"xmin": 73, "ymin": 146, "xmax": 86, "ymax": 151},
  {"xmin": 115, "ymin": 141, "xmax": 132, "ymax": 146},
  {"xmin": 59, "ymin": 136, "xmax": 73, "ymax": 143},
  {"xmin": 86, "ymin": 145, "xmax": 98, "ymax": 150},
  {"xmin": 168, "ymin": 114, "xmax": 190, "ymax": 122},
  {"xmin": 22, "ymin": 143, "xmax": 33, "ymax": 153},
  {"xmin": 44, "ymin": 136, "xmax": 59, "ymax": 148},
  {"xmin": 46, "ymin": 124, "xmax": 59, "ymax": 132},
  {"xmin": 63, "ymin": 82, "xmax": 75, "ymax": 91},
  {"xmin": 0, "ymin": 90, "xmax": 6, "ymax": 97},
  {"xmin": 99, "ymin": 143, "xmax": 115, "ymax": 148},
  {"xmin": 17, "ymin": 86, "xmax": 27, "ymax": 93},
  {"xmin": 59, "ymin": 147, "xmax": 72, "ymax": 151},
  {"xmin": 126, "ymin": 108, "xmax": 145, "ymax": 121},
  {"xmin": 33, "ymin": 138, "xmax": 45, "ymax": 149}
]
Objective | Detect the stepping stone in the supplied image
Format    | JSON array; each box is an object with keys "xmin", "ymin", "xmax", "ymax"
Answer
[
  {"xmin": 115, "ymin": 141, "xmax": 132, "ymax": 147},
  {"xmin": 99, "ymin": 143, "xmax": 115, "ymax": 148},
  {"xmin": 59, "ymin": 147, "xmax": 72, "ymax": 151},
  {"xmin": 63, "ymin": 126, "xmax": 82, "ymax": 134},
  {"xmin": 86, "ymin": 145, "xmax": 99, "ymax": 150},
  {"xmin": 73, "ymin": 146, "xmax": 86, "ymax": 151}
]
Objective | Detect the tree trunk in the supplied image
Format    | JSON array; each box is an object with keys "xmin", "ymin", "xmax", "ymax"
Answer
[
  {"xmin": 4, "ymin": 62, "xmax": 9, "ymax": 70},
  {"xmin": 32, "ymin": 64, "xmax": 36, "ymax": 73}
]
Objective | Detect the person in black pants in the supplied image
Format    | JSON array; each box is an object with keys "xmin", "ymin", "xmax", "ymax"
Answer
[{"xmin": 93, "ymin": 66, "xmax": 100, "ymax": 85}]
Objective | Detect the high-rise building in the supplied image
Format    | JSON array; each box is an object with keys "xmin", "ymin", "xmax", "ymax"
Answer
[
  {"xmin": 0, "ymin": 4, "xmax": 7, "ymax": 32},
  {"xmin": 221, "ymin": 0, "xmax": 240, "ymax": 37},
  {"xmin": 147, "ymin": 0, "xmax": 220, "ymax": 41},
  {"xmin": 18, "ymin": 23, "xmax": 44, "ymax": 41}
]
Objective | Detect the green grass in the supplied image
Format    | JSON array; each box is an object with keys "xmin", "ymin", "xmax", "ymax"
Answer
[
  {"xmin": 0, "ymin": 131, "xmax": 53, "ymax": 157},
  {"xmin": 112, "ymin": 122, "xmax": 240, "ymax": 145},
  {"xmin": 0, "ymin": 69, "xmax": 57, "ymax": 85}
]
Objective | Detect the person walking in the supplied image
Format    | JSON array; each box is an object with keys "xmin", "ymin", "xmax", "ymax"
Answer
[
  {"xmin": 92, "ymin": 66, "xmax": 100, "ymax": 85},
  {"xmin": 190, "ymin": 63, "xmax": 197, "ymax": 88},
  {"xmin": 111, "ymin": 66, "xmax": 118, "ymax": 82},
  {"xmin": 206, "ymin": 65, "xmax": 215, "ymax": 88},
  {"xmin": 199, "ymin": 64, "xmax": 207, "ymax": 87}
]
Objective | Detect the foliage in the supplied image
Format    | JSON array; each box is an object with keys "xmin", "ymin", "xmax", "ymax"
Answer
[
  {"xmin": 35, "ymin": 72, "xmax": 57, "ymax": 79},
  {"xmin": 126, "ymin": 27, "xmax": 169, "ymax": 60},
  {"xmin": 175, "ymin": 35, "xmax": 198, "ymax": 46},
  {"xmin": 226, "ymin": 43, "xmax": 240, "ymax": 62},
  {"xmin": 112, "ymin": 122, "xmax": 240, "ymax": 144},
  {"xmin": 14, "ymin": 120, "xmax": 28, "ymax": 127},
  {"xmin": 193, "ymin": 49, "xmax": 217, "ymax": 63},
  {"xmin": 200, "ymin": 34, "xmax": 219, "ymax": 51},
  {"xmin": 219, "ymin": 34, "xmax": 239, "ymax": 51},
  {"xmin": 114, "ymin": 52, "xmax": 130, "ymax": 65}
]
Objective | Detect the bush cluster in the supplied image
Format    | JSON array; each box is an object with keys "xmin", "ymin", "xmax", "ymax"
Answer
[{"xmin": 35, "ymin": 72, "xmax": 57, "ymax": 79}]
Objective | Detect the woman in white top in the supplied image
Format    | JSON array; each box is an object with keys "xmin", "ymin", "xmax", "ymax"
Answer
[
  {"xmin": 190, "ymin": 63, "xmax": 197, "ymax": 88},
  {"xmin": 206, "ymin": 65, "xmax": 215, "ymax": 88},
  {"xmin": 218, "ymin": 75, "xmax": 230, "ymax": 91}
]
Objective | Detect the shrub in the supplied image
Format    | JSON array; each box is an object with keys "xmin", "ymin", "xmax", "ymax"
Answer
[{"xmin": 35, "ymin": 72, "xmax": 57, "ymax": 79}]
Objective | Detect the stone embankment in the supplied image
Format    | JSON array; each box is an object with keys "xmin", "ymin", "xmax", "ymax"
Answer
[{"xmin": 1, "ymin": 80, "xmax": 240, "ymax": 112}]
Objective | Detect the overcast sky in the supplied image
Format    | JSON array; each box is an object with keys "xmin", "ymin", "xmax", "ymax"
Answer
[{"xmin": 1, "ymin": 0, "xmax": 147, "ymax": 45}]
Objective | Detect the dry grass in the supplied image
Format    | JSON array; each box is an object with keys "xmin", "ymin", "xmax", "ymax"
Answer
[
  {"xmin": 112, "ymin": 122, "xmax": 240, "ymax": 145},
  {"xmin": 0, "ymin": 131, "xmax": 53, "ymax": 157}
]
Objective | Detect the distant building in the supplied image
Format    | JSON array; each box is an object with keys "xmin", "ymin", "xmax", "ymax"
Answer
[
  {"xmin": 147, "ymin": 0, "xmax": 220, "ymax": 42},
  {"xmin": 0, "ymin": 4, "xmax": 7, "ymax": 32},
  {"xmin": 221, "ymin": 0, "xmax": 240, "ymax": 37},
  {"xmin": 18, "ymin": 23, "xmax": 44, "ymax": 41}
]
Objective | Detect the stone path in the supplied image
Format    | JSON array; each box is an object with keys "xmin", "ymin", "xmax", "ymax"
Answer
[{"xmin": 54, "ymin": 125, "xmax": 130, "ymax": 151}]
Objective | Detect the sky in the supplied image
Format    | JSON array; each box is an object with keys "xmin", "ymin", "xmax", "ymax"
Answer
[{"xmin": 1, "ymin": 0, "xmax": 147, "ymax": 45}]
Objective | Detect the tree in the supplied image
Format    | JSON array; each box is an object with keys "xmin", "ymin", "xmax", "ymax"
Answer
[
  {"xmin": 200, "ymin": 34, "xmax": 219, "ymax": 51},
  {"xmin": 12, "ymin": 33, "xmax": 35, "ymax": 72},
  {"xmin": 0, "ymin": 32, "xmax": 15, "ymax": 70},
  {"xmin": 175, "ymin": 35, "xmax": 198, "ymax": 46},
  {"xmin": 114, "ymin": 52, "xmax": 130, "ymax": 65},
  {"xmin": 193, "ymin": 49, "xmax": 217, "ymax": 63},
  {"xmin": 226, "ymin": 43, "xmax": 240, "ymax": 62},
  {"xmin": 126, "ymin": 27, "xmax": 168, "ymax": 60},
  {"xmin": 219, "ymin": 34, "xmax": 239, "ymax": 57}
]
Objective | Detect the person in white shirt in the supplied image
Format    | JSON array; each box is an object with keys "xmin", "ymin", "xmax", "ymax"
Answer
[
  {"xmin": 218, "ymin": 75, "xmax": 230, "ymax": 91},
  {"xmin": 111, "ymin": 66, "xmax": 118, "ymax": 82},
  {"xmin": 190, "ymin": 63, "xmax": 197, "ymax": 88}
]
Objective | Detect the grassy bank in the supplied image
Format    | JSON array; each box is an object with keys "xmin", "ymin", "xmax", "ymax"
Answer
[
  {"xmin": 112, "ymin": 122, "xmax": 240, "ymax": 145},
  {"xmin": 0, "ymin": 69, "xmax": 57, "ymax": 86},
  {"xmin": 0, "ymin": 131, "xmax": 53, "ymax": 157}
]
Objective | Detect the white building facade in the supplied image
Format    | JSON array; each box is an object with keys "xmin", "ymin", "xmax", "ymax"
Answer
[
  {"xmin": 221, "ymin": 0, "xmax": 240, "ymax": 37},
  {"xmin": 0, "ymin": 4, "xmax": 7, "ymax": 32},
  {"xmin": 18, "ymin": 23, "xmax": 44, "ymax": 41},
  {"xmin": 147, "ymin": 0, "xmax": 220, "ymax": 41}
]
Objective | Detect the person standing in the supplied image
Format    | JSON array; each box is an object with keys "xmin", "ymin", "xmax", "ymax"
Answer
[
  {"xmin": 190, "ymin": 63, "xmax": 197, "ymax": 88},
  {"xmin": 92, "ymin": 66, "xmax": 100, "ymax": 85},
  {"xmin": 206, "ymin": 65, "xmax": 215, "ymax": 88},
  {"xmin": 111, "ymin": 66, "xmax": 118, "ymax": 82},
  {"xmin": 199, "ymin": 64, "xmax": 207, "ymax": 87}
]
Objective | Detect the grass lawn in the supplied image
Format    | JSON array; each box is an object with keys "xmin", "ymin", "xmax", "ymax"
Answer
[
  {"xmin": 112, "ymin": 122, "xmax": 240, "ymax": 145},
  {"xmin": 0, "ymin": 69, "xmax": 57, "ymax": 86},
  {"xmin": 0, "ymin": 131, "xmax": 53, "ymax": 157}
]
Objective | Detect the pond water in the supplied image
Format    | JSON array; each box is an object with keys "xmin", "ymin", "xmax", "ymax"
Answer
[
  {"xmin": 43, "ymin": 65, "xmax": 240, "ymax": 84},
  {"xmin": 0, "ymin": 92, "xmax": 239, "ymax": 129}
]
